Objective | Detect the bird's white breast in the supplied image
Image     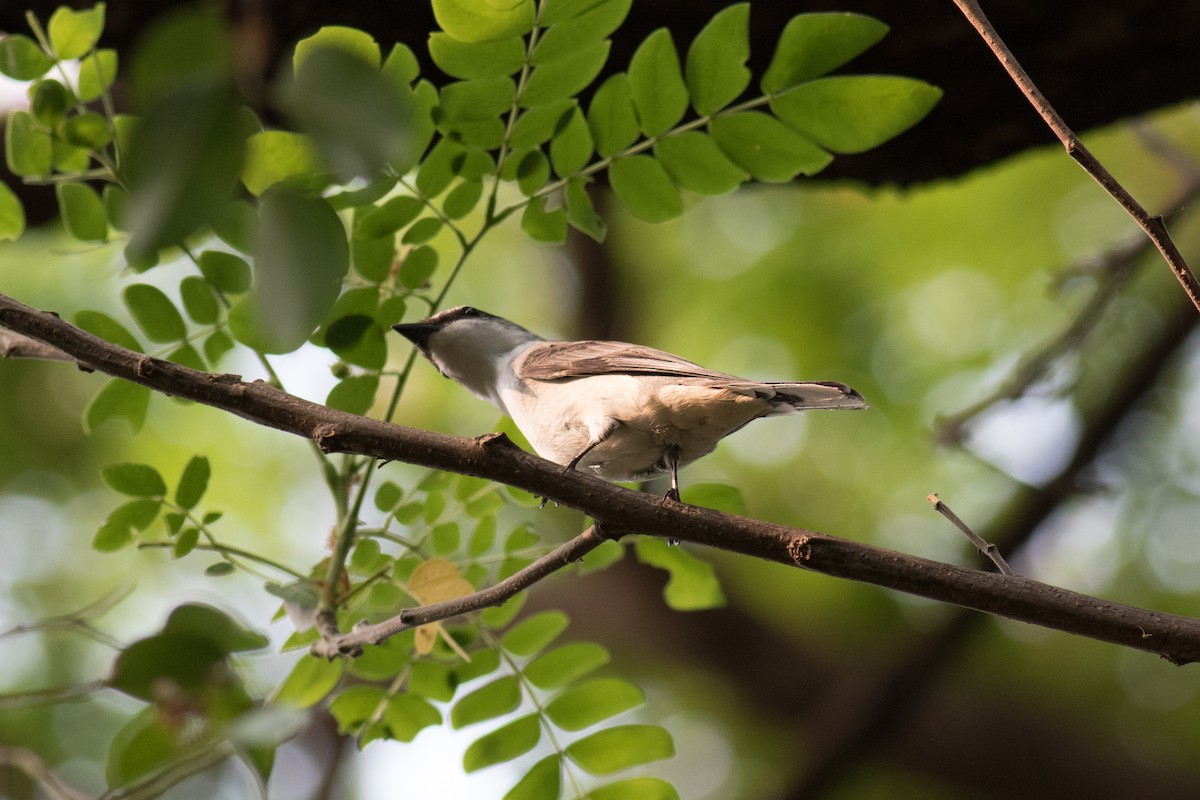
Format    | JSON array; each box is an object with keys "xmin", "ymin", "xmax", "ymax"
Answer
[{"xmin": 497, "ymin": 371, "xmax": 768, "ymax": 481}]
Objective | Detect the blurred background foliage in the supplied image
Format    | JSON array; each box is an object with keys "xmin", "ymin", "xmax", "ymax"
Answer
[{"xmin": 3, "ymin": 1, "xmax": 1200, "ymax": 799}]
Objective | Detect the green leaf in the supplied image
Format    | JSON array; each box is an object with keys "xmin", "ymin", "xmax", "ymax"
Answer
[
  {"xmin": 163, "ymin": 603, "xmax": 268, "ymax": 652},
  {"xmin": 111, "ymin": 632, "xmax": 227, "ymax": 701},
  {"xmin": 230, "ymin": 192, "xmax": 349, "ymax": 354},
  {"xmin": 566, "ymin": 725, "xmax": 674, "ymax": 775},
  {"xmin": 130, "ymin": 11, "xmax": 231, "ymax": 103},
  {"xmin": 124, "ymin": 284, "xmax": 186, "ymax": 343},
  {"xmin": 64, "ymin": 112, "xmax": 112, "ymax": 150},
  {"xmin": 85, "ymin": 379, "xmax": 150, "ymax": 433},
  {"xmin": 30, "ymin": 80, "xmax": 70, "ymax": 127},
  {"xmin": 634, "ymin": 537, "xmax": 725, "ymax": 610},
  {"xmin": 175, "ymin": 455, "xmax": 211, "ymax": 509},
  {"xmin": 48, "ymin": 3, "xmax": 106, "ymax": 60},
  {"xmin": 514, "ymin": 149, "xmax": 550, "ymax": 196},
  {"xmin": 374, "ymin": 481, "xmax": 404, "ymax": 512},
  {"xmin": 505, "ymin": 754, "xmax": 561, "ymax": 800},
  {"xmin": 198, "ymin": 250, "xmax": 252, "ymax": 293},
  {"xmin": 326, "ymin": 315, "xmax": 387, "ymax": 370},
  {"xmin": 451, "ymin": 675, "xmax": 521, "ymax": 728},
  {"xmin": 75, "ymin": 311, "xmax": 142, "ymax": 352},
  {"xmin": 432, "ymin": 0, "xmax": 535, "ymax": 44},
  {"xmin": 0, "ymin": 35, "xmax": 53, "ymax": 80},
  {"xmin": 685, "ymin": 3, "xmax": 750, "ymax": 115},
  {"xmin": 385, "ymin": 694, "xmax": 443, "ymax": 742},
  {"xmin": 416, "ymin": 138, "xmax": 464, "ymax": 197},
  {"xmin": 275, "ymin": 656, "xmax": 343, "ymax": 709},
  {"xmin": 443, "ymin": 179, "xmax": 484, "ymax": 219},
  {"xmin": 708, "ymin": 112, "xmax": 830, "ymax": 181},
  {"xmin": 211, "ymin": 199, "xmax": 258, "ymax": 253},
  {"xmin": 429, "ymin": 33, "xmax": 526, "ymax": 79},
  {"xmin": 586, "ymin": 778, "xmax": 680, "ymax": 800},
  {"xmin": 545, "ymin": 678, "xmax": 644, "ymax": 731},
  {"xmin": 521, "ymin": 196, "xmax": 567, "ymax": 243},
  {"xmin": 327, "ymin": 375, "xmax": 380, "ymax": 416},
  {"xmin": 771, "ymin": 76, "xmax": 942, "ymax": 154},
  {"xmin": 534, "ymin": 0, "xmax": 631, "ymax": 64},
  {"xmin": 587, "ymin": 75, "xmax": 638, "ymax": 159},
  {"xmin": 204, "ymin": 330, "xmax": 235, "ymax": 365},
  {"xmin": 123, "ymin": 83, "xmax": 245, "ymax": 261},
  {"xmin": 5, "ymin": 110, "xmax": 52, "ymax": 178},
  {"xmin": 330, "ymin": 685, "xmax": 386, "ymax": 734},
  {"xmin": 78, "ymin": 49, "xmax": 118, "ymax": 101},
  {"xmin": 654, "ymin": 131, "xmax": 746, "ymax": 195},
  {"xmin": 0, "ymin": 183, "xmax": 24, "ymax": 241},
  {"xmin": 93, "ymin": 517, "xmax": 132, "ymax": 552},
  {"xmin": 383, "ymin": 42, "xmax": 421, "ymax": 85},
  {"xmin": 293, "ymin": 26, "xmax": 380, "ymax": 71},
  {"xmin": 358, "ymin": 195, "xmax": 424, "ymax": 238},
  {"xmin": 106, "ymin": 708, "xmax": 178, "ymax": 787},
  {"xmin": 282, "ymin": 47, "xmax": 414, "ymax": 182},
  {"xmin": 352, "ymin": 233, "xmax": 396, "ymax": 284},
  {"xmin": 681, "ymin": 482, "xmax": 746, "ymax": 515},
  {"xmin": 549, "ymin": 106, "xmax": 593, "ymax": 177},
  {"xmin": 608, "ymin": 155, "xmax": 682, "ymax": 223},
  {"xmin": 401, "ymin": 216, "xmax": 444, "ymax": 245},
  {"xmin": 470, "ymin": 516, "xmax": 496, "ymax": 556},
  {"xmin": 761, "ymin": 12, "xmax": 889, "ymax": 94},
  {"xmin": 54, "ymin": 183, "xmax": 106, "ymax": 242},
  {"xmin": 103, "ymin": 463, "xmax": 167, "ymax": 497},
  {"xmin": 463, "ymin": 713, "xmax": 541, "ymax": 772},
  {"xmin": 400, "ymin": 245, "xmax": 439, "ymax": 289},
  {"xmin": 172, "ymin": 527, "xmax": 199, "ymax": 558},
  {"xmin": 440, "ymin": 77, "xmax": 515, "ymax": 121},
  {"xmin": 565, "ymin": 179, "xmax": 606, "ymax": 242},
  {"xmin": 180, "ymin": 276, "xmax": 219, "ymax": 325},
  {"xmin": 627, "ymin": 29, "xmax": 688, "ymax": 137},
  {"xmin": 525, "ymin": 642, "xmax": 609, "ymax": 690},
  {"xmin": 520, "ymin": 40, "xmax": 609, "ymax": 108},
  {"xmin": 501, "ymin": 610, "xmax": 568, "ymax": 656},
  {"xmin": 507, "ymin": 101, "xmax": 571, "ymax": 150},
  {"xmin": 205, "ymin": 561, "xmax": 236, "ymax": 577},
  {"xmin": 242, "ymin": 131, "xmax": 324, "ymax": 196}
]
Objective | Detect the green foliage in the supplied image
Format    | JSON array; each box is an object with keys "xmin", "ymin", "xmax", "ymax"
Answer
[{"xmin": 0, "ymin": 2, "xmax": 945, "ymax": 795}]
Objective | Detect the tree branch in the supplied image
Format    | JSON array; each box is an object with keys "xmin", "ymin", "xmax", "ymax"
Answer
[
  {"xmin": 949, "ymin": 0, "xmax": 1200, "ymax": 315},
  {"xmin": 314, "ymin": 524, "xmax": 610, "ymax": 657},
  {"xmin": 4, "ymin": 291, "xmax": 1200, "ymax": 664}
]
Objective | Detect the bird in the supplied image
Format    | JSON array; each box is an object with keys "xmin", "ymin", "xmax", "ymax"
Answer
[{"xmin": 394, "ymin": 306, "xmax": 866, "ymax": 502}]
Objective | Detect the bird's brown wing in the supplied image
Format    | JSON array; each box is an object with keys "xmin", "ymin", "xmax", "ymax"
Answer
[{"xmin": 515, "ymin": 340, "xmax": 739, "ymax": 382}]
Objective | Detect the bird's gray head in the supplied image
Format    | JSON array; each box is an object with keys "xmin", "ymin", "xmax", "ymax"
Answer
[{"xmin": 393, "ymin": 306, "xmax": 541, "ymax": 404}]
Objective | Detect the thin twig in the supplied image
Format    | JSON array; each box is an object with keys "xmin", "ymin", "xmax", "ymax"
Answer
[
  {"xmin": 937, "ymin": 172, "xmax": 1200, "ymax": 444},
  {"xmin": 0, "ymin": 747, "xmax": 91, "ymax": 800},
  {"xmin": 949, "ymin": 0, "xmax": 1200, "ymax": 314},
  {"xmin": 0, "ymin": 329, "xmax": 75, "ymax": 361},
  {"xmin": 927, "ymin": 493, "xmax": 1014, "ymax": 575},
  {"xmin": 313, "ymin": 524, "xmax": 610, "ymax": 657}
]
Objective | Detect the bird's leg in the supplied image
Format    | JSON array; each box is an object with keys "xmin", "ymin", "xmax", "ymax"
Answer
[
  {"xmin": 664, "ymin": 446, "xmax": 681, "ymax": 503},
  {"xmin": 664, "ymin": 447, "xmax": 681, "ymax": 546},
  {"xmin": 541, "ymin": 432, "xmax": 609, "ymax": 509}
]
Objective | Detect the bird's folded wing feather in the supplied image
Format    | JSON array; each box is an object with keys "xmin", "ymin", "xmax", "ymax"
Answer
[{"xmin": 515, "ymin": 340, "xmax": 739, "ymax": 382}]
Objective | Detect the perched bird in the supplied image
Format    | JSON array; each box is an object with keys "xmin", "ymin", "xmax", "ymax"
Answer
[{"xmin": 394, "ymin": 306, "xmax": 866, "ymax": 501}]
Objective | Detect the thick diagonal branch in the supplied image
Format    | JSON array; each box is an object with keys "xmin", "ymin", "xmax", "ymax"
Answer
[{"xmin": 3, "ymin": 291, "xmax": 1200, "ymax": 664}]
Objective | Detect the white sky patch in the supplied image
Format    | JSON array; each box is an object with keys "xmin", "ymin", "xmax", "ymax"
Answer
[{"xmin": 966, "ymin": 395, "xmax": 1081, "ymax": 486}]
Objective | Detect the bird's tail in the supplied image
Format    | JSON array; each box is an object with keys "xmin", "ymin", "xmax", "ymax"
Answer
[{"xmin": 742, "ymin": 380, "xmax": 868, "ymax": 413}]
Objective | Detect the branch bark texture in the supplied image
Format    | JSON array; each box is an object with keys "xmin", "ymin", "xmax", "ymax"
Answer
[{"xmin": 4, "ymin": 291, "xmax": 1200, "ymax": 664}]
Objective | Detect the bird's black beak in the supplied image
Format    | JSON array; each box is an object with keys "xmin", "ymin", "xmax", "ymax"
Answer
[{"xmin": 393, "ymin": 322, "xmax": 438, "ymax": 354}]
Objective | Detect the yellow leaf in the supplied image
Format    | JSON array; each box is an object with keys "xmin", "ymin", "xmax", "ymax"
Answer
[
  {"xmin": 408, "ymin": 559, "xmax": 474, "ymax": 656},
  {"xmin": 409, "ymin": 558, "xmax": 473, "ymax": 604}
]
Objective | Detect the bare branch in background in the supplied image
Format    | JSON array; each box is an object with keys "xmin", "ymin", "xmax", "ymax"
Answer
[{"xmin": 950, "ymin": 0, "xmax": 1200, "ymax": 314}]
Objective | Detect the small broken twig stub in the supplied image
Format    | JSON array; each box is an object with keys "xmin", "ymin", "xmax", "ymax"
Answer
[{"xmin": 928, "ymin": 493, "xmax": 1015, "ymax": 576}]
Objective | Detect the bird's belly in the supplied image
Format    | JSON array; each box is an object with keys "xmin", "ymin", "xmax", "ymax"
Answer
[{"xmin": 501, "ymin": 377, "xmax": 765, "ymax": 481}]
